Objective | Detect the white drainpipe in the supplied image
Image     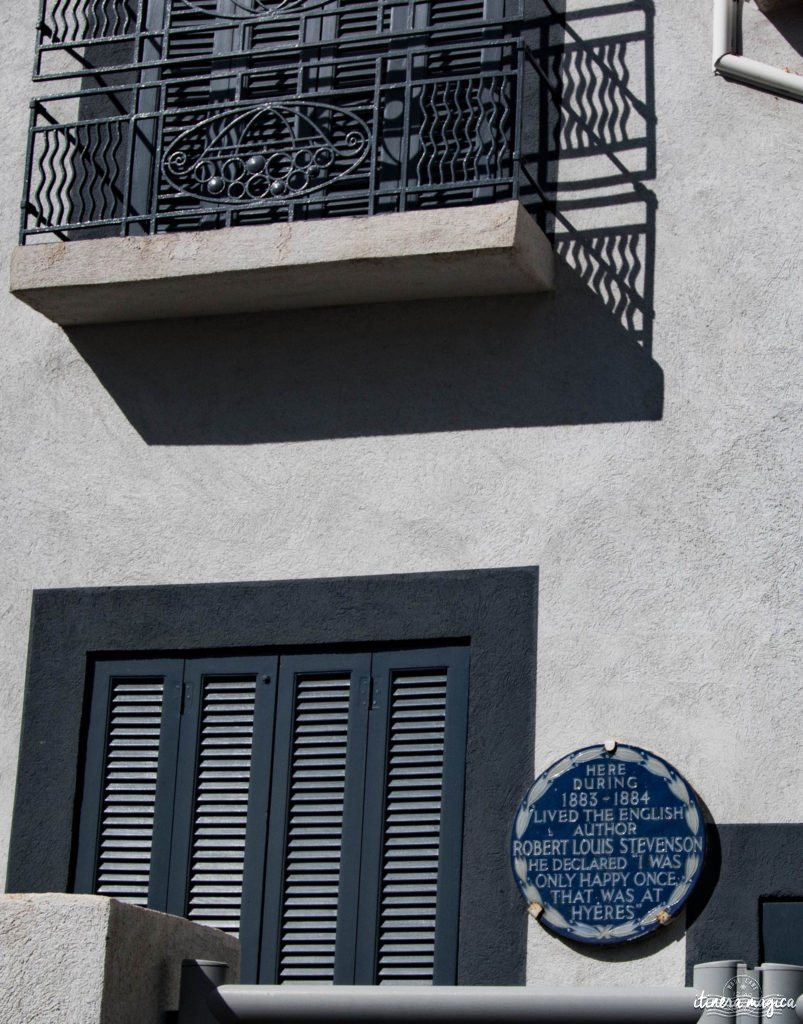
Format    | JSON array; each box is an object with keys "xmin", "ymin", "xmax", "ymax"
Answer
[{"xmin": 713, "ymin": 0, "xmax": 803, "ymax": 100}]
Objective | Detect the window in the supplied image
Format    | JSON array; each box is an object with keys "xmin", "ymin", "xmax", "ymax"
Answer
[
  {"xmin": 9, "ymin": 570, "xmax": 537, "ymax": 986},
  {"xmin": 73, "ymin": 646, "xmax": 469, "ymax": 983},
  {"xmin": 22, "ymin": 0, "xmax": 528, "ymax": 241}
]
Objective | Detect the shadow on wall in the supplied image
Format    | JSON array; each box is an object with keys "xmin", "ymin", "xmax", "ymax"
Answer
[
  {"xmin": 753, "ymin": 0, "xmax": 803, "ymax": 57},
  {"xmin": 69, "ymin": 270, "xmax": 661, "ymax": 444},
  {"xmin": 67, "ymin": 0, "xmax": 661, "ymax": 445},
  {"xmin": 523, "ymin": 0, "xmax": 658, "ymax": 357}
]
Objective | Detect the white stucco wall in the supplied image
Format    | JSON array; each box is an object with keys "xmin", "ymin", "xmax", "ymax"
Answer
[{"xmin": 1, "ymin": 0, "xmax": 800, "ymax": 991}]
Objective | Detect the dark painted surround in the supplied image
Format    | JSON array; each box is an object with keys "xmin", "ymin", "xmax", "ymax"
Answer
[
  {"xmin": 685, "ymin": 823, "xmax": 803, "ymax": 981},
  {"xmin": 7, "ymin": 567, "xmax": 538, "ymax": 986}
]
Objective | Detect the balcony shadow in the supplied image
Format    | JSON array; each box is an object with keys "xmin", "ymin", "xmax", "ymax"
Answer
[
  {"xmin": 66, "ymin": 0, "xmax": 662, "ymax": 445},
  {"xmin": 67, "ymin": 257, "xmax": 661, "ymax": 445}
]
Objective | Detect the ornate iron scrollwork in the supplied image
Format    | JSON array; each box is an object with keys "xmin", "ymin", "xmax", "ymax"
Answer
[
  {"xmin": 174, "ymin": 0, "xmax": 337, "ymax": 19},
  {"xmin": 162, "ymin": 102, "xmax": 371, "ymax": 205}
]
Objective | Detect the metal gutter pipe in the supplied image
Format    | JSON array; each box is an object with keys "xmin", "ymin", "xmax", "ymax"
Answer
[
  {"xmin": 712, "ymin": 0, "xmax": 803, "ymax": 101},
  {"xmin": 215, "ymin": 985, "xmax": 703, "ymax": 1024},
  {"xmin": 177, "ymin": 962, "xmax": 704, "ymax": 1024}
]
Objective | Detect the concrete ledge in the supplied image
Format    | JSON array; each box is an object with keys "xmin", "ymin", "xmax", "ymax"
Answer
[
  {"xmin": 0, "ymin": 893, "xmax": 239, "ymax": 1024},
  {"xmin": 9, "ymin": 202, "xmax": 554, "ymax": 325}
]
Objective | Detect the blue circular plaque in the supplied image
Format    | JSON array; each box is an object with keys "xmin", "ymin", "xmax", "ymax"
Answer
[{"xmin": 511, "ymin": 744, "xmax": 706, "ymax": 944}]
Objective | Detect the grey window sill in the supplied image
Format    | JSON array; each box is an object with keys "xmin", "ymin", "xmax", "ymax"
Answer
[{"xmin": 9, "ymin": 202, "xmax": 554, "ymax": 326}]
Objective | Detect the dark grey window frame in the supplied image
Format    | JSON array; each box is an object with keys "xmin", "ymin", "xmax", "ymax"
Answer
[{"xmin": 8, "ymin": 567, "xmax": 538, "ymax": 985}]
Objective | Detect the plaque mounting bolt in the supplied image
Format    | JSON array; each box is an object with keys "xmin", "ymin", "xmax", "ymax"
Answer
[
  {"xmin": 657, "ymin": 909, "xmax": 672, "ymax": 926},
  {"xmin": 528, "ymin": 901, "xmax": 544, "ymax": 920},
  {"xmin": 604, "ymin": 739, "xmax": 617, "ymax": 753}
]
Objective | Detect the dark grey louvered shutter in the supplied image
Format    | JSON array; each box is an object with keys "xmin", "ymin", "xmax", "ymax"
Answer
[
  {"xmin": 162, "ymin": 655, "xmax": 279, "ymax": 980},
  {"xmin": 377, "ymin": 668, "xmax": 450, "ymax": 982},
  {"xmin": 73, "ymin": 659, "xmax": 184, "ymax": 906},
  {"xmin": 355, "ymin": 648, "xmax": 469, "ymax": 985},
  {"xmin": 259, "ymin": 653, "xmax": 372, "ymax": 984},
  {"xmin": 278, "ymin": 674, "xmax": 352, "ymax": 981},
  {"xmin": 185, "ymin": 674, "xmax": 259, "ymax": 932}
]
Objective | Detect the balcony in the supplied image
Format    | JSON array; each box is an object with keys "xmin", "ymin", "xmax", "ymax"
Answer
[{"xmin": 11, "ymin": 0, "xmax": 554, "ymax": 323}]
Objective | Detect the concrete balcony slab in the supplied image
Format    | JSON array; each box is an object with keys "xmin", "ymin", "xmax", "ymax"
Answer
[{"xmin": 10, "ymin": 202, "xmax": 554, "ymax": 326}]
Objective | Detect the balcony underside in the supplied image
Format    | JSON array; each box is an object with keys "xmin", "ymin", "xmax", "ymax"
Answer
[{"xmin": 10, "ymin": 201, "xmax": 554, "ymax": 326}]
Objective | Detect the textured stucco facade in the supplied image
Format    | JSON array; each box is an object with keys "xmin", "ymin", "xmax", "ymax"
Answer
[{"xmin": 1, "ymin": 0, "xmax": 801, "ymax": 996}]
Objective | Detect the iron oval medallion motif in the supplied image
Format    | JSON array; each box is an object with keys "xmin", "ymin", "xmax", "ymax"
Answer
[
  {"xmin": 511, "ymin": 744, "xmax": 706, "ymax": 944},
  {"xmin": 175, "ymin": 0, "xmax": 339, "ymax": 19},
  {"xmin": 162, "ymin": 102, "xmax": 371, "ymax": 205}
]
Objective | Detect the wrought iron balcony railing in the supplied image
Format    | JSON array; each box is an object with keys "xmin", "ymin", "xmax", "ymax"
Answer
[{"xmin": 21, "ymin": 0, "xmax": 531, "ymax": 242}]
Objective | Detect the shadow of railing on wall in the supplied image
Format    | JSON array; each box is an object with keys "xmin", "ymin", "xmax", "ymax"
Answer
[{"xmin": 523, "ymin": 0, "xmax": 657, "ymax": 356}]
